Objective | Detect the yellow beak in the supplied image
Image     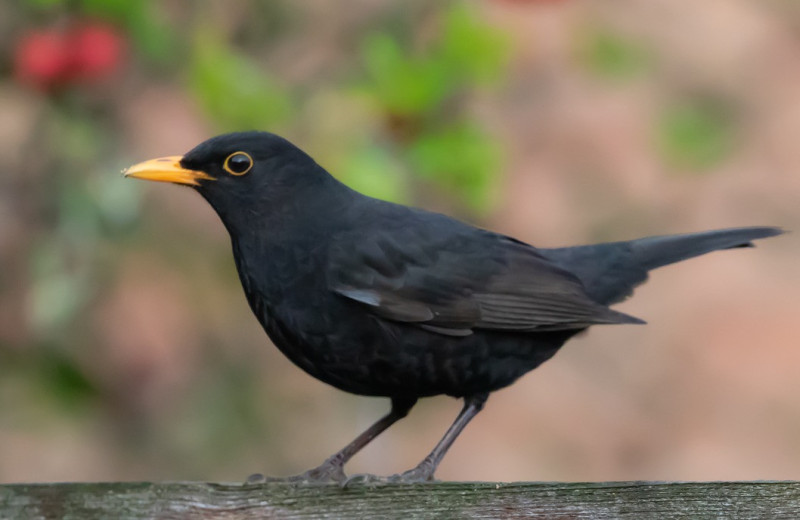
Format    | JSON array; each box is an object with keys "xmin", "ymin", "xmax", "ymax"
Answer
[{"xmin": 123, "ymin": 156, "xmax": 214, "ymax": 186}]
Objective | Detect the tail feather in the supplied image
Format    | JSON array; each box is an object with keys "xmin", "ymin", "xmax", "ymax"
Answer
[
  {"xmin": 541, "ymin": 226, "xmax": 783, "ymax": 306},
  {"xmin": 628, "ymin": 227, "xmax": 783, "ymax": 271}
]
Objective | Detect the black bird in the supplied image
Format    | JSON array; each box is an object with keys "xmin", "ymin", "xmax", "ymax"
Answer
[{"xmin": 124, "ymin": 131, "xmax": 782, "ymax": 483}]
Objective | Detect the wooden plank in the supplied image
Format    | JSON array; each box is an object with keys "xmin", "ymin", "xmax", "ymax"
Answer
[{"xmin": 2, "ymin": 481, "xmax": 799, "ymax": 520}]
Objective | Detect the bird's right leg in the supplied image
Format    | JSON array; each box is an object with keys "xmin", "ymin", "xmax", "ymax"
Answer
[{"xmin": 249, "ymin": 396, "xmax": 417, "ymax": 484}]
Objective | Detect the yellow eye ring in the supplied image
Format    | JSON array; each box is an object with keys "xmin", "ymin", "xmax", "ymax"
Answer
[{"xmin": 223, "ymin": 152, "xmax": 253, "ymax": 176}]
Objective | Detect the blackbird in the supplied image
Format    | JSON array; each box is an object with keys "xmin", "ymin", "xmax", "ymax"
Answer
[{"xmin": 125, "ymin": 131, "xmax": 782, "ymax": 483}]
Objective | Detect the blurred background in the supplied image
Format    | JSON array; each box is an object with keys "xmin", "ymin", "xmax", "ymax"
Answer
[{"xmin": 0, "ymin": 0, "xmax": 798, "ymax": 484}]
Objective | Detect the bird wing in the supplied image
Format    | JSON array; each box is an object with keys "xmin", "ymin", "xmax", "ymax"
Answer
[{"xmin": 327, "ymin": 224, "xmax": 643, "ymax": 337}]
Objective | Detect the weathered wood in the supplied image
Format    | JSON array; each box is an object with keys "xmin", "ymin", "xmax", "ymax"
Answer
[{"xmin": 1, "ymin": 481, "xmax": 799, "ymax": 519}]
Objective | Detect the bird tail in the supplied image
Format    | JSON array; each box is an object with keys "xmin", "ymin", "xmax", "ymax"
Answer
[
  {"xmin": 541, "ymin": 226, "xmax": 783, "ymax": 306},
  {"xmin": 623, "ymin": 227, "xmax": 783, "ymax": 271}
]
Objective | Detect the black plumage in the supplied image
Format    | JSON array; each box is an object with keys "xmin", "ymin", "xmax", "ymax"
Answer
[{"xmin": 124, "ymin": 131, "xmax": 782, "ymax": 483}]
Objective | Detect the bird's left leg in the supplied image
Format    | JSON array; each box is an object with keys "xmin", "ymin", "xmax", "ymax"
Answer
[
  {"xmin": 393, "ymin": 392, "xmax": 488, "ymax": 483},
  {"xmin": 250, "ymin": 395, "xmax": 417, "ymax": 484}
]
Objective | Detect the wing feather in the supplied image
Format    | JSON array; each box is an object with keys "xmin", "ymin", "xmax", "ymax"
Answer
[{"xmin": 328, "ymin": 221, "xmax": 643, "ymax": 336}]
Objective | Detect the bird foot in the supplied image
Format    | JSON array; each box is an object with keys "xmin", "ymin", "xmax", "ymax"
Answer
[
  {"xmin": 394, "ymin": 465, "xmax": 437, "ymax": 483},
  {"xmin": 246, "ymin": 461, "xmax": 347, "ymax": 485},
  {"xmin": 340, "ymin": 473, "xmax": 388, "ymax": 488},
  {"xmin": 291, "ymin": 462, "xmax": 348, "ymax": 484},
  {"xmin": 342, "ymin": 466, "xmax": 437, "ymax": 488}
]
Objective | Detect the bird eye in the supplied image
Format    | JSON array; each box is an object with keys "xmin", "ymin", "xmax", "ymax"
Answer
[{"xmin": 223, "ymin": 152, "xmax": 253, "ymax": 176}]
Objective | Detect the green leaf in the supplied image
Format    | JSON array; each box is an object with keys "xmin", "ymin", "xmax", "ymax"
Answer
[
  {"xmin": 40, "ymin": 350, "xmax": 99, "ymax": 409},
  {"xmin": 362, "ymin": 33, "xmax": 451, "ymax": 116},
  {"xmin": 658, "ymin": 100, "xmax": 734, "ymax": 170},
  {"xmin": 581, "ymin": 30, "xmax": 650, "ymax": 80},
  {"xmin": 439, "ymin": 3, "xmax": 508, "ymax": 83},
  {"xmin": 190, "ymin": 39, "xmax": 293, "ymax": 131},
  {"xmin": 25, "ymin": 0, "xmax": 65, "ymax": 8},
  {"xmin": 409, "ymin": 124, "xmax": 500, "ymax": 212},
  {"xmin": 80, "ymin": 0, "xmax": 138, "ymax": 19},
  {"xmin": 339, "ymin": 145, "xmax": 410, "ymax": 203}
]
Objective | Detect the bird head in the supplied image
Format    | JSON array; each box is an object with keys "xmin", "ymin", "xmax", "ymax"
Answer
[{"xmin": 124, "ymin": 131, "xmax": 334, "ymax": 224}]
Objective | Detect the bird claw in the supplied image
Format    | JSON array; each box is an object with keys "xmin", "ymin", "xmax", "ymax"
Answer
[
  {"xmin": 291, "ymin": 463, "xmax": 347, "ymax": 484},
  {"xmin": 341, "ymin": 467, "xmax": 436, "ymax": 488},
  {"xmin": 389, "ymin": 465, "xmax": 437, "ymax": 484},
  {"xmin": 245, "ymin": 462, "xmax": 347, "ymax": 485},
  {"xmin": 340, "ymin": 473, "xmax": 388, "ymax": 489}
]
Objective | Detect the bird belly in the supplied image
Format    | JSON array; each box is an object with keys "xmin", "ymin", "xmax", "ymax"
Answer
[{"xmin": 260, "ymin": 299, "xmax": 573, "ymax": 398}]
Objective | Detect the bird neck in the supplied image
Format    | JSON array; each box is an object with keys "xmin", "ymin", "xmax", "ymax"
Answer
[
  {"xmin": 227, "ymin": 176, "xmax": 352, "ymax": 314},
  {"xmin": 224, "ymin": 171, "xmax": 356, "ymax": 283},
  {"xmin": 208, "ymin": 166, "xmax": 350, "ymax": 238}
]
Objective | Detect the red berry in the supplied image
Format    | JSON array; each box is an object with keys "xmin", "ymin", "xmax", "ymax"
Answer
[
  {"xmin": 13, "ymin": 30, "xmax": 71, "ymax": 90},
  {"xmin": 13, "ymin": 22, "xmax": 125, "ymax": 91},
  {"xmin": 68, "ymin": 23, "xmax": 124, "ymax": 81}
]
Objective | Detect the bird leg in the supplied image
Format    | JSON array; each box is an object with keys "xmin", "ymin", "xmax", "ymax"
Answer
[
  {"xmin": 250, "ymin": 396, "xmax": 417, "ymax": 484},
  {"xmin": 392, "ymin": 393, "xmax": 488, "ymax": 483},
  {"xmin": 345, "ymin": 393, "xmax": 489, "ymax": 486}
]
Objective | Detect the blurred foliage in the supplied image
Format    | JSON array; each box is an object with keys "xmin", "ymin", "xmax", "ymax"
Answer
[
  {"xmin": 25, "ymin": 108, "xmax": 141, "ymax": 340},
  {"xmin": 189, "ymin": 38, "xmax": 293, "ymax": 132},
  {"xmin": 37, "ymin": 348, "xmax": 101, "ymax": 411},
  {"xmin": 409, "ymin": 124, "xmax": 501, "ymax": 210},
  {"xmin": 580, "ymin": 29, "xmax": 651, "ymax": 80},
  {"xmin": 362, "ymin": 5, "xmax": 506, "ymax": 116},
  {"xmin": 357, "ymin": 3, "xmax": 508, "ymax": 211},
  {"xmin": 658, "ymin": 99, "xmax": 735, "ymax": 171},
  {"xmin": 340, "ymin": 145, "xmax": 409, "ymax": 204},
  {"xmin": 577, "ymin": 26, "xmax": 735, "ymax": 172}
]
